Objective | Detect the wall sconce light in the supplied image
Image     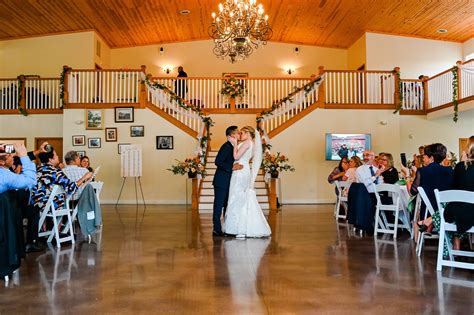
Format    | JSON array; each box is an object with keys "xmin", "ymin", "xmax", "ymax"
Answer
[
  {"xmin": 164, "ymin": 68, "xmax": 171, "ymax": 74},
  {"xmin": 159, "ymin": 47, "xmax": 164, "ymax": 55},
  {"xmin": 287, "ymin": 68, "xmax": 295, "ymax": 75}
]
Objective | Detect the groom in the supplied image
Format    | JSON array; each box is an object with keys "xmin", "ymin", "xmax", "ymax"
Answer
[{"xmin": 212, "ymin": 126, "xmax": 243, "ymax": 236}]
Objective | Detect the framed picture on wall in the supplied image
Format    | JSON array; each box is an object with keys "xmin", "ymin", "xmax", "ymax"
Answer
[
  {"xmin": 118, "ymin": 143, "xmax": 131, "ymax": 154},
  {"xmin": 130, "ymin": 125, "xmax": 144, "ymax": 137},
  {"xmin": 72, "ymin": 135, "xmax": 86, "ymax": 146},
  {"xmin": 86, "ymin": 109, "xmax": 104, "ymax": 130},
  {"xmin": 156, "ymin": 136, "xmax": 173, "ymax": 150},
  {"xmin": 115, "ymin": 107, "xmax": 134, "ymax": 123},
  {"xmin": 105, "ymin": 128, "xmax": 118, "ymax": 142},
  {"xmin": 88, "ymin": 138, "xmax": 101, "ymax": 149},
  {"xmin": 77, "ymin": 150, "xmax": 86, "ymax": 158}
]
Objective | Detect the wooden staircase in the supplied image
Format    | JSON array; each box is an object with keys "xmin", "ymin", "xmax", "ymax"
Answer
[{"xmin": 198, "ymin": 150, "xmax": 270, "ymax": 212}]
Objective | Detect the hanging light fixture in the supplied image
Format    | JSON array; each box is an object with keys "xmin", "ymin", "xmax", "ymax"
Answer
[{"xmin": 209, "ymin": 0, "xmax": 272, "ymax": 63}]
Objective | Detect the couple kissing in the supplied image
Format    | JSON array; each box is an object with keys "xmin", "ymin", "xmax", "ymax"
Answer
[{"xmin": 212, "ymin": 125, "xmax": 271, "ymax": 238}]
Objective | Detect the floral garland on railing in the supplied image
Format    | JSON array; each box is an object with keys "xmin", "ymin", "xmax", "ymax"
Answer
[
  {"xmin": 59, "ymin": 66, "xmax": 71, "ymax": 109},
  {"xmin": 220, "ymin": 77, "xmax": 246, "ymax": 98},
  {"xmin": 392, "ymin": 69, "xmax": 403, "ymax": 114},
  {"xmin": 256, "ymin": 75, "xmax": 323, "ymax": 126},
  {"xmin": 16, "ymin": 76, "xmax": 27, "ymax": 116},
  {"xmin": 144, "ymin": 75, "xmax": 214, "ymax": 164},
  {"xmin": 451, "ymin": 66, "xmax": 459, "ymax": 122}
]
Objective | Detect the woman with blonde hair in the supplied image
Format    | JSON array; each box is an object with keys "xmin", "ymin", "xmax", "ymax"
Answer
[
  {"xmin": 224, "ymin": 126, "xmax": 271, "ymax": 238},
  {"xmin": 343, "ymin": 156, "xmax": 362, "ymax": 183},
  {"xmin": 379, "ymin": 153, "xmax": 399, "ymax": 184}
]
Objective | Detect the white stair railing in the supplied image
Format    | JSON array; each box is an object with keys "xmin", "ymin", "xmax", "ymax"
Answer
[
  {"xmin": 426, "ymin": 69, "xmax": 454, "ymax": 109},
  {"xmin": 0, "ymin": 79, "xmax": 18, "ymax": 110},
  {"xmin": 68, "ymin": 70, "xmax": 141, "ymax": 104},
  {"xmin": 400, "ymin": 80, "xmax": 424, "ymax": 110},
  {"xmin": 259, "ymin": 75, "xmax": 323, "ymax": 134},
  {"xmin": 324, "ymin": 70, "xmax": 395, "ymax": 105},
  {"xmin": 460, "ymin": 60, "xmax": 474, "ymax": 99},
  {"xmin": 25, "ymin": 78, "xmax": 61, "ymax": 110}
]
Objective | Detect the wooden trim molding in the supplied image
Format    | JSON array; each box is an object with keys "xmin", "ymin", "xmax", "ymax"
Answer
[
  {"xmin": 65, "ymin": 103, "xmax": 140, "ymax": 109},
  {"xmin": 268, "ymin": 100, "xmax": 320, "ymax": 138},
  {"xmin": 324, "ymin": 103, "xmax": 395, "ymax": 110},
  {"xmin": 0, "ymin": 109, "xmax": 63, "ymax": 115},
  {"xmin": 399, "ymin": 109, "xmax": 426, "ymax": 115},
  {"xmin": 426, "ymin": 95, "xmax": 474, "ymax": 114}
]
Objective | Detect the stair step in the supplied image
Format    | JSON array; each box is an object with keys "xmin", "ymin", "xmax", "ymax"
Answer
[
  {"xmin": 205, "ymin": 168, "xmax": 264, "ymax": 175},
  {"xmin": 199, "ymin": 195, "xmax": 269, "ymax": 203},
  {"xmin": 201, "ymin": 181, "xmax": 266, "ymax": 189},
  {"xmin": 200, "ymin": 187, "xmax": 267, "ymax": 195},
  {"xmin": 199, "ymin": 203, "xmax": 270, "ymax": 210},
  {"xmin": 203, "ymin": 174, "xmax": 266, "ymax": 181}
]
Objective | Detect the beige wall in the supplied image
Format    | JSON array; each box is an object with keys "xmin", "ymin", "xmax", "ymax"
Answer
[
  {"xmin": 0, "ymin": 32, "xmax": 95, "ymax": 77},
  {"xmin": 0, "ymin": 114, "xmax": 63, "ymax": 151},
  {"xmin": 62, "ymin": 108, "xmax": 196, "ymax": 204},
  {"xmin": 347, "ymin": 34, "xmax": 366, "ymax": 70},
  {"xmin": 365, "ymin": 32, "xmax": 463, "ymax": 78},
  {"xmin": 94, "ymin": 33, "xmax": 111, "ymax": 69},
  {"xmin": 463, "ymin": 38, "xmax": 474, "ymax": 60},
  {"xmin": 110, "ymin": 40, "xmax": 347, "ymax": 77}
]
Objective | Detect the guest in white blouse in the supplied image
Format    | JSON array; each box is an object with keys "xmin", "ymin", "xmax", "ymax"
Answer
[
  {"xmin": 343, "ymin": 156, "xmax": 363, "ymax": 183},
  {"xmin": 355, "ymin": 150, "xmax": 384, "ymax": 193}
]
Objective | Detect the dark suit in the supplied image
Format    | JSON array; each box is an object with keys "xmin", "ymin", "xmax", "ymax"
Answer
[{"xmin": 212, "ymin": 141, "xmax": 234, "ymax": 233}]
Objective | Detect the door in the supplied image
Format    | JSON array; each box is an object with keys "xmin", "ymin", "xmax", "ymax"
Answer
[
  {"xmin": 459, "ymin": 138, "xmax": 469, "ymax": 159},
  {"xmin": 35, "ymin": 137, "xmax": 63, "ymax": 163}
]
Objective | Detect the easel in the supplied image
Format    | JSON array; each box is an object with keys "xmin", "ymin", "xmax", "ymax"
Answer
[{"xmin": 115, "ymin": 145, "xmax": 147, "ymax": 209}]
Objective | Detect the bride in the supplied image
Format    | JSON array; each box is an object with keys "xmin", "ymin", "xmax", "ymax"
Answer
[{"xmin": 223, "ymin": 126, "xmax": 271, "ymax": 238}]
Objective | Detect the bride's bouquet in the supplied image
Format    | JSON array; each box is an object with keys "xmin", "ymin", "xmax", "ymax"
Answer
[
  {"xmin": 168, "ymin": 157, "xmax": 206, "ymax": 178},
  {"xmin": 262, "ymin": 152, "xmax": 295, "ymax": 178}
]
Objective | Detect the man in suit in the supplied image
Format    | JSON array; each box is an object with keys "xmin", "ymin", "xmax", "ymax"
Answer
[{"xmin": 212, "ymin": 126, "xmax": 243, "ymax": 236}]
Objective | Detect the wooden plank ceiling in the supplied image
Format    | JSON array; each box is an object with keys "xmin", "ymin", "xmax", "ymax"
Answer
[{"xmin": 0, "ymin": 0, "xmax": 472, "ymax": 48}]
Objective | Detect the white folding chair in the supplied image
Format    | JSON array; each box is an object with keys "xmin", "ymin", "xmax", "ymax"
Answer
[
  {"xmin": 434, "ymin": 189, "xmax": 474, "ymax": 271},
  {"xmin": 374, "ymin": 184, "xmax": 411, "ymax": 239},
  {"xmin": 415, "ymin": 187, "xmax": 439, "ymax": 256},
  {"xmin": 333, "ymin": 181, "xmax": 351, "ymax": 220},
  {"xmin": 66, "ymin": 181, "xmax": 104, "ymax": 231},
  {"xmin": 38, "ymin": 185, "xmax": 75, "ymax": 248}
]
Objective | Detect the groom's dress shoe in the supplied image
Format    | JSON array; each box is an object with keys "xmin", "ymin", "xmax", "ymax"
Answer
[{"xmin": 212, "ymin": 231, "xmax": 225, "ymax": 237}]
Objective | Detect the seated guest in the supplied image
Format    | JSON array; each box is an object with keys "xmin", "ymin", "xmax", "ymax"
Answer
[
  {"xmin": 460, "ymin": 136, "xmax": 474, "ymax": 162},
  {"xmin": 327, "ymin": 157, "xmax": 349, "ymax": 184},
  {"xmin": 356, "ymin": 150, "xmax": 384, "ymax": 193},
  {"xmin": 30, "ymin": 148, "xmax": 92, "ymax": 243},
  {"xmin": 343, "ymin": 156, "xmax": 363, "ymax": 183},
  {"xmin": 63, "ymin": 151, "xmax": 90, "ymax": 203},
  {"xmin": 443, "ymin": 141, "xmax": 474, "ymax": 251},
  {"xmin": 80, "ymin": 155, "xmax": 93, "ymax": 172},
  {"xmin": 379, "ymin": 153, "xmax": 399, "ymax": 184},
  {"xmin": 411, "ymin": 144, "xmax": 454, "ymax": 248},
  {"xmin": 0, "ymin": 144, "xmax": 36, "ymax": 194}
]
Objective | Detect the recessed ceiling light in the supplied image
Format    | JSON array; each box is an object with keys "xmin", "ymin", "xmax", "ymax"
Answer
[
  {"xmin": 436, "ymin": 28, "xmax": 448, "ymax": 34},
  {"xmin": 179, "ymin": 9, "xmax": 191, "ymax": 15}
]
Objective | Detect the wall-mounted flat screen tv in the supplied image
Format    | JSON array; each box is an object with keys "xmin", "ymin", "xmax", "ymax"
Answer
[{"xmin": 325, "ymin": 133, "xmax": 372, "ymax": 161}]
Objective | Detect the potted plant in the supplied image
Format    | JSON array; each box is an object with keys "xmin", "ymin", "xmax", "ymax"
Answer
[
  {"xmin": 168, "ymin": 157, "xmax": 206, "ymax": 178},
  {"xmin": 262, "ymin": 152, "xmax": 295, "ymax": 178}
]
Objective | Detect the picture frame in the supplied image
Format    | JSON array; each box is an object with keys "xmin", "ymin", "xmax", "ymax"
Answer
[
  {"xmin": 86, "ymin": 109, "xmax": 104, "ymax": 130},
  {"xmin": 72, "ymin": 135, "xmax": 86, "ymax": 146},
  {"xmin": 105, "ymin": 127, "xmax": 118, "ymax": 142},
  {"xmin": 118, "ymin": 143, "xmax": 131, "ymax": 154},
  {"xmin": 156, "ymin": 136, "xmax": 173, "ymax": 150},
  {"xmin": 130, "ymin": 125, "xmax": 145, "ymax": 137},
  {"xmin": 115, "ymin": 107, "xmax": 134, "ymax": 123},
  {"xmin": 76, "ymin": 150, "xmax": 86, "ymax": 158},
  {"xmin": 88, "ymin": 137, "xmax": 101, "ymax": 149}
]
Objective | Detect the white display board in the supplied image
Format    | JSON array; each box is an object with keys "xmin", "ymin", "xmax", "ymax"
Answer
[{"xmin": 120, "ymin": 144, "xmax": 142, "ymax": 177}]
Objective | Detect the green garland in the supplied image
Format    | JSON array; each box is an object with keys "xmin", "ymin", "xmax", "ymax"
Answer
[
  {"xmin": 59, "ymin": 66, "xmax": 71, "ymax": 109},
  {"xmin": 256, "ymin": 76, "xmax": 322, "ymax": 127},
  {"xmin": 451, "ymin": 66, "xmax": 459, "ymax": 123},
  {"xmin": 17, "ymin": 76, "xmax": 27, "ymax": 116},
  {"xmin": 392, "ymin": 69, "xmax": 403, "ymax": 114}
]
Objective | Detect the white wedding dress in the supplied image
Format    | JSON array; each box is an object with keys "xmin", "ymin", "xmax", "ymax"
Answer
[{"xmin": 223, "ymin": 132, "xmax": 271, "ymax": 237}]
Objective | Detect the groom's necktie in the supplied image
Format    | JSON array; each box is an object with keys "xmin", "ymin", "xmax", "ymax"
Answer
[{"xmin": 369, "ymin": 166, "xmax": 377, "ymax": 183}]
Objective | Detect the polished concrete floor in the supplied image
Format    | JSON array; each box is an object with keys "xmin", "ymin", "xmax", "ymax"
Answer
[{"xmin": 1, "ymin": 204, "xmax": 473, "ymax": 314}]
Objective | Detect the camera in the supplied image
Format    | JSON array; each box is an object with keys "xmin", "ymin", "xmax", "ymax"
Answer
[
  {"xmin": 1, "ymin": 144, "xmax": 15, "ymax": 154},
  {"xmin": 45, "ymin": 144, "xmax": 53, "ymax": 152}
]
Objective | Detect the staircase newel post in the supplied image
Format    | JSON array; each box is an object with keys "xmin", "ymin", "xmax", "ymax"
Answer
[
  {"xmin": 317, "ymin": 66, "xmax": 325, "ymax": 108},
  {"xmin": 62, "ymin": 65, "xmax": 70, "ymax": 109},
  {"xmin": 393, "ymin": 67, "xmax": 401, "ymax": 111},
  {"xmin": 421, "ymin": 75, "xmax": 429, "ymax": 112},
  {"xmin": 269, "ymin": 178, "xmax": 278, "ymax": 211},
  {"xmin": 191, "ymin": 178, "xmax": 199, "ymax": 211},
  {"xmin": 230, "ymin": 97, "xmax": 236, "ymax": 113},
  {"xmin": 139, "ymin": 65, "xmax": 147, "ymax": 108},
  {"xmin": 456, "ymin": 60, "xmax": 462, "ymax": 102}
]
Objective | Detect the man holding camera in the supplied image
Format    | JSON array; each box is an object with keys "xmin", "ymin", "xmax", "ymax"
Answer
[{"xmin": 0, "ymin": 143, "xmax": 36, "ymax": 193}]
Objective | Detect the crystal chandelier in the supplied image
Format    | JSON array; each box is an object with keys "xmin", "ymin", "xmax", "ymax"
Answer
[{"xmin": 209, "ymin": 0, "xmax": 273, "ymax": 63}]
